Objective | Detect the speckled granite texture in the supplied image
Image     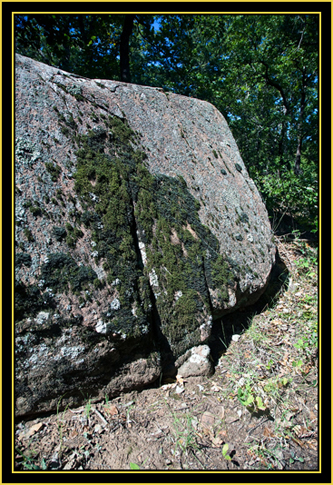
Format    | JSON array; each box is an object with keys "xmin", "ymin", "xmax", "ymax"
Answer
[{"xmin": 14, "ymin": 54, "xmax": 275, "ymax": 417}]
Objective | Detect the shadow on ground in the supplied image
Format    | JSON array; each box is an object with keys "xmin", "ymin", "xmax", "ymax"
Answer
[{"xmin": 208, "ymin": 249, "xmax": 289, "ymax": 366}]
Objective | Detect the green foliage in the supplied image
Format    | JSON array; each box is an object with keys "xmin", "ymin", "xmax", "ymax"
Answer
[
  {"xmin": 252, "ymin": 159, "xmax": 318, "ymax": 233},
  {"xmin": 136, "ymin": 14, "xmax": 318, "ymax": 234},
  {"xmin": 15, "ymin": 13, "xmax": 318, "ymax": 233},
  {"xmin": 15, "ymin": 14, "xmax": 155, "ymax": 80}
]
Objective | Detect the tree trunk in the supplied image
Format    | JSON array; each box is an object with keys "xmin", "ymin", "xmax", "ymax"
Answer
[
  {"xmin": 120, "ymin": 14, "xmax": 135, "ymax": 82},
  {"xmin": 294, "ymin": 136, "xmax": 303, "ymax": 175}
]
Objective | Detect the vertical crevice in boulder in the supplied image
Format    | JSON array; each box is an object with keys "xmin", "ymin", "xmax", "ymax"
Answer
[{"xmin": 202, "ymin": 255, "xmax": 215, "ymax": 318}]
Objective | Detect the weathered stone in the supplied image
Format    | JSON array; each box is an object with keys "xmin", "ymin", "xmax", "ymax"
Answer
[
  {"xmin": 14, "ymin": 54, "xmax": 276, "ymax": 418},
  {"xmin": 177, "ymin": 345, "xmax": 213, "ymax": 378}
]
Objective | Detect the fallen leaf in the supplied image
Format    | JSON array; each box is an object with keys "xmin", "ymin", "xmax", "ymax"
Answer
[
  {"xmin": 201, "ymin": 427, "xmax": 212, "ymax": 437},
  {"xmin": 291, "ymin": 436, "xmax": 304, "ymax": 447},
  {"xmin": 201, "ymin": 411, "xmax": 216, "ymax": 427},
  {"xmin": 27, "ymin": 423, "xmax": 44, "ymax": 437},
  {"xmin": 105, "ymin": 404, "xmax": 118, "ymax": 416},
  {"xmin": 306, "ymin": 439, "xmax": 317, "ymax": 450},
  {"xmin": 217, "ymin": 429, "xmax": 227, "ymax": 439},
  {"xmin": 309, "ymin": 410, "xmax": 317, "ymax": 421}
]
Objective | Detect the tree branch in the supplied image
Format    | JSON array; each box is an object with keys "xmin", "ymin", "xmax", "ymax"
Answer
[{"xmin": 260, "ymin": 60, "xmax": 290, "ymax": 115}]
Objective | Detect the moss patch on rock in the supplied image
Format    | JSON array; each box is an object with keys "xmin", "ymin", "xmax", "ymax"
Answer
[
  {"xmin": 40, "ymin": 253, "xmax": 97, "ymax": 294},
  {"xmin": 68, "ymin": 109, "xmax": 236, "ymax": 352},
  {"xmin": 72, "ymin": 116, "xmax": 154, "ymax": 338},
  {"xmin": 139, "ymin": 174, "xmax": 233, "ymax": 352},
  {"xmin": 15, "ymin": 98, "xmax": 242, "ymax": 354}
]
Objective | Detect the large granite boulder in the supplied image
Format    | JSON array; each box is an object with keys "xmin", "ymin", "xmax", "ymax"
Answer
[{"xmin": 14, "ymin": 54, "xmax": 276, "ymax": 417}]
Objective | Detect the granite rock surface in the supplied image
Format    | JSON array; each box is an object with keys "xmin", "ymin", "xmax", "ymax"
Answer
[{"xmin": 14, "ymin": 54, "xmax": 275, "ymax": 417}]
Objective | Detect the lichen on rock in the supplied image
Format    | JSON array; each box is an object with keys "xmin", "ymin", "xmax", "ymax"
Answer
[{"xmin": 14, "ymin": 53, "xmax": 276, "ymax": 418}]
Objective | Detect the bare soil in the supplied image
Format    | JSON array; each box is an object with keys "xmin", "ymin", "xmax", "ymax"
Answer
[{"xmin": 14, "ymin": 237, "xmax": 319, "ymax": 472}]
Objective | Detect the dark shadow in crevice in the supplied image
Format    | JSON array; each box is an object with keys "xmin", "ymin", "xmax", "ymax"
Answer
[
  {"xmin": 144, "ymin": 281, "xmax": 177, "ymax": 378},
  {"xmin": 208, "ymin": 249, "xmax": 289, "ymax": 366}
]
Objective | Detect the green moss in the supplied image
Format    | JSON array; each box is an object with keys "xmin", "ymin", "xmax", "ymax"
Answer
[
  {"xmin": 71, "ymin": 115, "xmax": 153, "ymax": 337},
  {"xmin": 40, "ymin": 253, "xmax": 97, "ymax": 295},
  {"xmin": 29, "ymin": 205, "xmax": 42, "ymax": 217},
  {"xmin": 56, "ymin": 83, "xmax": 68, "ymax": 93},
  {"xmin": 52, "ymin": 226, "xmax": 67, "ymax": 242},
  {"xmin": 73, "ymin": 93, "xmax": 84, "ymax": 102},
  {"xmin": 61, "ymin": 125, "xmax": 69, "ymax": 136},
  {"xmin": 52, "ymin": 107, "xmax": 237, "ymax": 345},
  {"xmin": 14, "ymin": 279, "xmax": 53, "ymax": 322},
  {"xmin": 16, "ymin": 252, "xmax": 32, "ymax": 268},
  {"xmin": 136, "ymin": 173, "xmax": 234, "ymax": 347},
  {"xmin": 66, "ymin": 235, "xmax": 76, "ymax": 248},
  {"xmin": 45, "ymin": 162, "xmax": 62, "ymax": 182},
  {"xmin": 23, "ymin": 228, "xmax": 34, "ymax": 242}
]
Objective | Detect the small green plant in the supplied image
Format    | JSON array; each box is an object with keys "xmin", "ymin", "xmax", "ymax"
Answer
[
  {"xmin": 85, "ymin": 398, "xmax": 92, "ymax": 420},
  {"xmin": 222, "ymin": 443, "xmax": 232, "ymax": 461},
  {"xmin": 292, "ymin": 358, "xmax": 304, "ymax": 370},
  {"xmin": 289, "ymin": 450, "xmax": 305, "ymax": 465},
  {"xmin": 15, "ymin": 447, "xmax": 47, "ymax": 470},
  {"xmin": 129, "ymin": 462, "xmax": 140, "ymax": 470},
  {"xmin": 169, "ymin": 407, "xmax": 199, "ymax": 455},
  {"xmin": 237, "ymin": 381, "xmax": 266, "ymax": 412},
  {"xmin": 237, "ymin": 383, "xmax": 255, "ymax": 407},
  {"xmin": 265, "ymin": 359, "xmax": 274, "ymax": 372},
  {"xmin": 295, "ymin": 257, "xmax": 316, "ymax": 278},
  {"xmin": 263, "ymin": 376, "xmax": 289, "ymax": 396}
]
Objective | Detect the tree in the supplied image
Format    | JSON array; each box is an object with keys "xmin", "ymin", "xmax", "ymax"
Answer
[
  {"xmin": 14, "ymin": 14, "xmax": 156, "ymax": 81},
  {"xmin": 14, "ymin": 13, "xmax": 319, "ymax": 233},
  {"xmin": 136, "ymin": 14, "xmax": 318, "ymax": 232},
  {"xmin": 119, "ymin": 14, "xmax": 135, "ymax": 82}
]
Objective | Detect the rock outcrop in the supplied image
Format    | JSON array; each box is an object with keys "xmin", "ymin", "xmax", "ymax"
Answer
[{"xmin": 14, "ymin": 54, "xmax": 276, "ymax": 417}]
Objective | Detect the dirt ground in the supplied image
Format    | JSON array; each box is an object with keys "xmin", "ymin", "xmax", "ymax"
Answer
[{"xmin": 14, "ymin": 237, "xmax": 319, "ymax": 472}]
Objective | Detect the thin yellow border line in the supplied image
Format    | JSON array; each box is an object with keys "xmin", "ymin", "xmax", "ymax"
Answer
[
  {"xmin": 11, "ymin": 9, "xmax": 15, "ymax": 483},
  {"xmin": 11, "ymin": 11, "xmax": 322, "ymax": 476},
  {"xmin": 0, "ymin": 2, "xmax": 2, "ymax": 484}
]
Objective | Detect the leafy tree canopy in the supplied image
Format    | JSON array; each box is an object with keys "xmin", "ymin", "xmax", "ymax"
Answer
[{"xmin": 15, "ymin": 13, "xmax": 319, "ymax": 234}]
